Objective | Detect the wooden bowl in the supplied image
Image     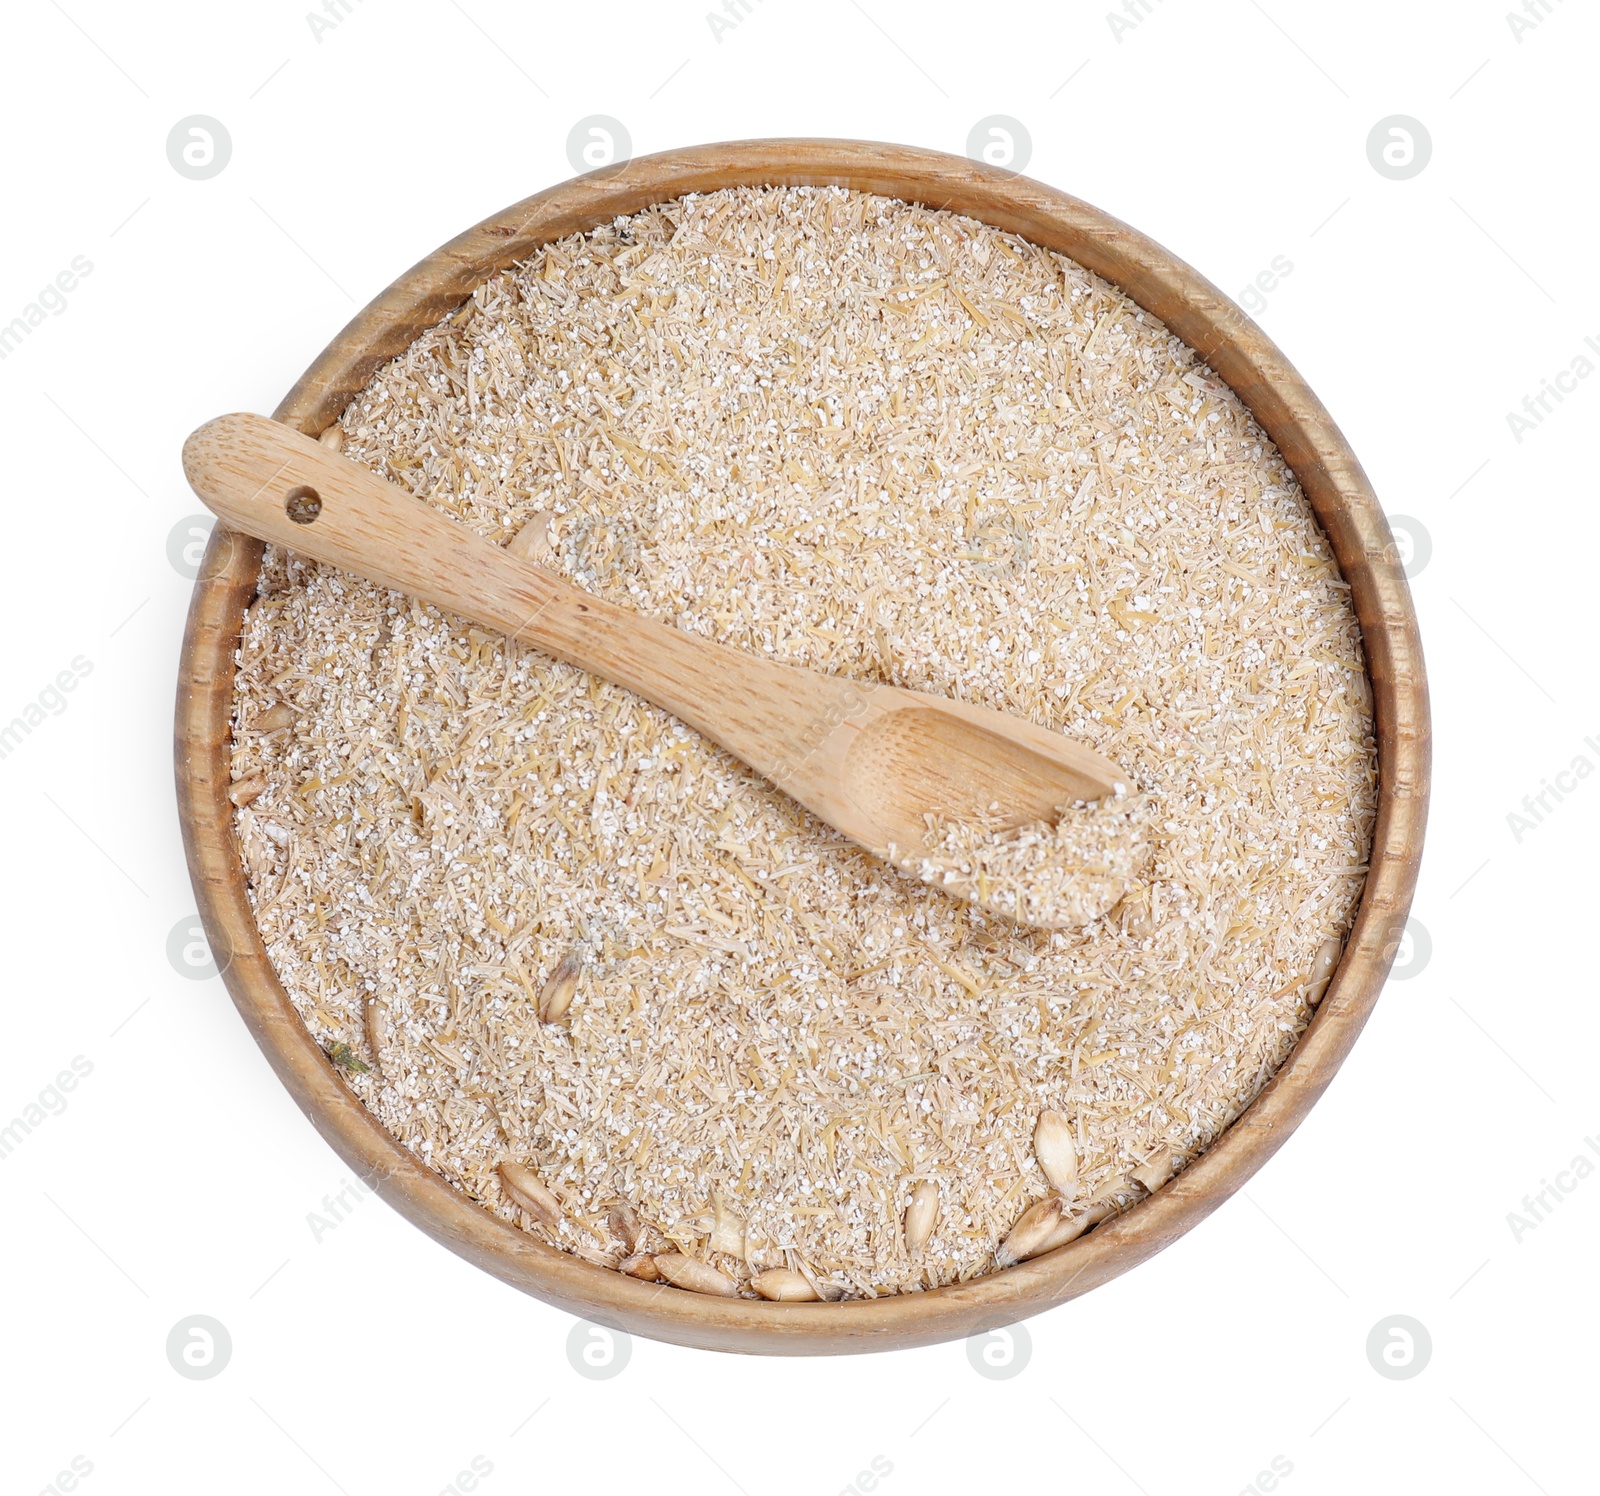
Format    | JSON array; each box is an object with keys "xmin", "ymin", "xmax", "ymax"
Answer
[{"xmin": 175, "ymin": 139, "xmax": 1429, "ymax": 1355}]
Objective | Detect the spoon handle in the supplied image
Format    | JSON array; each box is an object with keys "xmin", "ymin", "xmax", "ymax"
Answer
[{"xmin": 182, "ymin": 413, "xmax": 819, "ymax": 769}]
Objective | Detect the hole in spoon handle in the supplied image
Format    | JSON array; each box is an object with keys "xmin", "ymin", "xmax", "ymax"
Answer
[{"xmin": 285, "ymin": 485, "xmax": 322, "ymax": 525}]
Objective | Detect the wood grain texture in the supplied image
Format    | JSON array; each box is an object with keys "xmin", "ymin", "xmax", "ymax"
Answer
[{"xmin": 174, "ymin": 138, "xmax": 1430, "ymax": 1355}]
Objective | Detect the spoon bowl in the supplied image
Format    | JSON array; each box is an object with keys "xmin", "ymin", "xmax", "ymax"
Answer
[{"xmin": 838, "ymin": 702, "xmax": 1126, "ymax": 854}]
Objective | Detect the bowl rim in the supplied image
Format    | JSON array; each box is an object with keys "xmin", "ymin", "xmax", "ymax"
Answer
[{"xmin": 174, "ymin": 136, "xmax": 1429, "ymax": 1355}]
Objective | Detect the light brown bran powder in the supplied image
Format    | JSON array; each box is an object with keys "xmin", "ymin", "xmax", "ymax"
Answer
[{"xmin": 229, "ymin": 185, "xmax": 1376, "ymax": 1297}]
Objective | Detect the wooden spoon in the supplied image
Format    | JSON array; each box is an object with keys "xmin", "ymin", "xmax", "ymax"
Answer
[{"xmin": 183, "ymin": 414, "xmax": 1126, "ymax": 910}]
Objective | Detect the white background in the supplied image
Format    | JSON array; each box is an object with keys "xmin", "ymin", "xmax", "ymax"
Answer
[{"xmin": 1, "ymin": 1, "xmax": 1595, "ymax": 1492}]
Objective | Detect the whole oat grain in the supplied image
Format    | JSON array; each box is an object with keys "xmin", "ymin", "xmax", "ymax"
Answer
[{"xmin": 229, "ymin": 185, "xmax": 1376, "ymax": 1298}]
